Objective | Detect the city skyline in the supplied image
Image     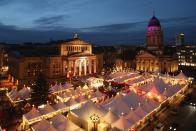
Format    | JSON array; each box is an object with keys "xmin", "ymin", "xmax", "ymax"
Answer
[{"xmin": 0, "ymin": 0, "xmax": 196, "ymax": 44}]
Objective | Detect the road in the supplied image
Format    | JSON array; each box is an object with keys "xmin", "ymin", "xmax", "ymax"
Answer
[{"xmin": 143, "ymin": 86, "xmax": 196, "ymax": 131}]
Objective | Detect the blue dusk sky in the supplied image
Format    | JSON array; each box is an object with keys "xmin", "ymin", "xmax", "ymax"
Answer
[{"xmin": 0, "ymin": 0, "xmax": 196, "ymax": 44}]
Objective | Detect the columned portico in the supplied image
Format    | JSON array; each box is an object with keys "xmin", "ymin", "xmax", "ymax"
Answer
[{"xmin": 65, "ymin": 55, "xmax": 96, "ymax": 77}]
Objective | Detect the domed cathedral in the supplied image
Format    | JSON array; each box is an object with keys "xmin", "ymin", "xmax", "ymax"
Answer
[
  {"xmin": 60, "ymin": 34, "xmax": 97, "ymax": 77},
  {"xmin": 135, "ymin": 15, "xmax": 178, "ymax": 73},
  {"xmin": 146, "ymin": 15, "xmax": 163, "ymax": 54}
]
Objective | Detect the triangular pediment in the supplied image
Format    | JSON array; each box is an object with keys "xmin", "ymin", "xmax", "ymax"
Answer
[{"xmin": 136, "ymin": 50, "xmax": 158, "ymax": 59}]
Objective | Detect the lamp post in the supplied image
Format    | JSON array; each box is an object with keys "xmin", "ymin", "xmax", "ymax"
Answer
[{"xmin": 90, "ymin": 113, "xmax": 100, "ymax": 131}]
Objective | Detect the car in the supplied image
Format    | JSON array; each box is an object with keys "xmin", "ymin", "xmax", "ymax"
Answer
[
  {"xmin": 154, "ymin": 123, "xmax": 165, "ymax": 131},
  {"xmin": 189, "ymin": 100, "xmax": 196, "ymax": 108},
  {"xmin": 169, "ymin": 122, "xmax": 179, "ymax": 131}
]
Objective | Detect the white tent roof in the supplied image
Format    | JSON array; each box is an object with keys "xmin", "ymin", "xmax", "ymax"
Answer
[
  {"xmin": 75, "ymin": 95, "xmax": 87, "ymax": 103},
  {"xmin": 62, "ymin": 83, "xmax": 73, "ymax": 89},
  {"xmin": 56, "ymin": 119, "xmax": 82, "ymax": 131},
  {"xmin": 102, "ymin": 108, "xmax": 119, "ymax": 124},
  {"xmin": 111, "ymin": 114, "xmax": 132, "ymax": 130},
  {"xmin": 82, "ymin": 84, "xmax": 89, "ymax": 90},
  {"xmin": 91, "ymin": 90, "xmax": 106, "ymax": 98},
  {"xmin": 52, "ymin": 102, "xmax": 68, "ymax": 111},
  {"xmin": 175, "ymin": 71, "xmax": 187, "ymax": 80},
  {"xmin": 104, "ymin": 95, "xmax": 130, "ymax": 116},
  {"xmin": 123, "ymin": 92, "xmax": 144, "ymax": 108},
  {"xmin": 65, "ymin": 98, "xmax": 78, "ymax": 106},
  {"xmin": 24, "ymin": 107, "xmax": 41, "ymax": 121},
  {"xmin": 38, "ymin": 103, "xmax": 55, "ymax": 115},
  {"xmin": 72, "ymin": 100, "xmax": 106, "ymax": 122},
  {"xmin": 134, "ymin": 106, "xmax": 147, "ymax": 119},
  {"xmin": 50, "ymin": 114, "xmax": 66, "ymax": 127},
  {"xmin": 32, "ymin": 119, "xmax": 57, "ymax": 131},
  {"xmin": 18, "ymin": 87, "xmax": 31, "ymax": 99},
  {"xmin": 125, "ymin": 110, "xmax": 140, "ymax": 124},
  {"xmin": 9, "ymin": 88, "xmax": 19, "ymax": 101}
]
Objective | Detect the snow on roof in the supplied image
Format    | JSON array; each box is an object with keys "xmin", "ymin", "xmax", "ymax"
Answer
[
  {"xmin": 24, "ymin": 107, "xmax": 41, "ymax": 121},
  {"xmin": 38, "ymin": 103, "xmax": 55, "ymax": 115},
  {"xmin": 102, "ymin": 108, "xmax": 119, "ymax": 124},
  {"xmin": 111, "ymin": 114, "xmax": 132, "ymax": 130},
  {"xmin": 32, "ymin": 119, "xmax": 57, "ymax": 131},
  {"xmin": 72, "ymin": 100, "xmax": 106, "ymax": 121}
]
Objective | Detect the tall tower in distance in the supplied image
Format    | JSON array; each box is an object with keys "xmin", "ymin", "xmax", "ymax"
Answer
[
  {"xmin": 146, "ymin": 14, "xmax": 163, "ymax": 54},
  {"xmin": 176, "ymin": 33, "xmax": 185, "ymax": 46}
]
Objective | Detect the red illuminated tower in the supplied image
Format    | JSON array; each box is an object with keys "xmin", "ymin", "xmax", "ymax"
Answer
[{"xmin": 146, "ymin": 15, "xmax": 163, "ymax": 54}]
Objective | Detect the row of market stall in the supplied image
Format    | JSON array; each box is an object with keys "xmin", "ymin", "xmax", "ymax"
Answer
[{"xmin": 21, "ymin": 71, "xmax": 192, "ymax": 131}]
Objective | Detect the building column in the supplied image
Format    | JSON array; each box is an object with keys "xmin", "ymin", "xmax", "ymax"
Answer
[
  {"xmin": 73, "ymin": 60, "xmax": 76, "ymax": 76},
  {"xmin": 89, "ymin": 59, "xmax": 92, "ymax": 74},
  {"xmin": 84, "ymin": 59, "xmax": 87, "ymax": 75},
  {"xmin": 93, "ymin": 59, "xmax": 96, "ymax": 73},
  {"xmin": 79, "ymin": 60, "xmax": 81, "ymax": 76},
  {"xmin": 67, "ymin": 61, "xmax": 71, "ymax": 77}
]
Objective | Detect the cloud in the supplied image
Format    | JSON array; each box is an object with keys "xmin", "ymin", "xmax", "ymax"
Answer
[
  {"xmin": 33, "ymin": 15, "xmax": 71, "ymax": 30},
  {"xmin": 0, "ymin": 16, "xmax": 196, "ymax": 44},
  {"xmin": 80, "ymin": 21, "xmax": 147, "ymax": 33}
]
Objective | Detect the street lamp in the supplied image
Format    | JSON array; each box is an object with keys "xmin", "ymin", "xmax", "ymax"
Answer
[{"xmin": 90, "ymin": 113, "xmax": 100, "ymax": 131}]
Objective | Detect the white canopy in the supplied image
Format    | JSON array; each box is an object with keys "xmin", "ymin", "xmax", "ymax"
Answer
[
  {"xmin": 38, "ymin": 103, "xmax": 55, "ymax": 115},
  {"xmin": 18, "ymin": 87, "xmax": 31, "ymax": 99},
  {"xmin": 32, "ymin": 119, "xmax": 57, "ymax": 131},
  {"xmin": 104, "ymin": 95, "xmax": 130, "ymax": 116},
  {"xmin": 75, "ymin": 95, "xmax": 87, "ymax": 103},
  {"xmin": 123, "ymin": 92, "xmax": 144, "ymax": 109},
  {"xmin": 50, "ymin": 114, "xmax": 66, "ymax": 127},
  {"xmin": 24, "ymin": 107, "xmax": 41, "ymax": 121},
  {"xmin": 102, "ymin": 108, "xmax": 119, "ymax": 124},
  {"xmin": 9, "ymin": 88, "xmax": 19, "ymax": 101},
  {"xmin": 52, "ymin": 102, "xmax": 68, "ymax": 111},
  {"xmin": 175, "ymin": 71, "xmax": 187, "ymax": 80},
  {"xmin": 56, "ymin": 119, "xmax": 82, "ymax": 131},
  {"xmin": 111, "ymin": 114, "xmax": 132, "ymax": 130},
  {"xmin": 91, "ymin": 90, "xmax": 106, "ymax": 98},
  {"xmin": 125, "ymin": 110, "xmax": 140, "ymax": 124},
  {"xmin": 134, "ymin": 106, "xmax": 147, "ymax": 119},
  {"xmin": 72, "ymin": 100, "xmax": 106, "ymax": 122},
  {"xmin": 65, "ymin": 98, "xmax": 78, "ymax": 107}
]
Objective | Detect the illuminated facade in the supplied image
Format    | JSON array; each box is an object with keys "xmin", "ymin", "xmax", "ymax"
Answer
[
  {"xmin": 177, "ymin": 45, "xmax": 196, "ymax": 67},
  {"xmin": 8, "ymin": 34, "xmax": 99, "ymax": 87},
  {"xmin": 146, "ymin": 15, "xmax": 163, "ymax": 55},
  {"xmin": 136, "ymin": 15, "xmax": 178, "ymax": 73},
  {"xmin": 61, "ymin": 34, "xmax": 97, "ymax": 77},
  {"xmin": 136, "ymin": 50, "xmax": 178, "ymax": 72}
]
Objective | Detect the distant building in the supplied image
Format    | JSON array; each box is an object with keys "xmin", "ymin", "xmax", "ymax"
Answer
[
  {"xmin": 8, "ymin": 34, "xmax": 101, "ymax": 87},
  {"xmin": 136, "ymin": 15, "xmax": 178, "ymax": 73},
  {"xmin": 177, "ymin": 45, "xmax": 196, "ymax": 67},
  {"xmin": 176, "ymin": 33, "xmax": 185, "ymax": 46}
]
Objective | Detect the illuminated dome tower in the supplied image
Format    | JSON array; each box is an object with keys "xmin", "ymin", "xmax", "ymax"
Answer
[{"xmin": 146, "ymin": 15, "xmax": 163, "ymax": 54}]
